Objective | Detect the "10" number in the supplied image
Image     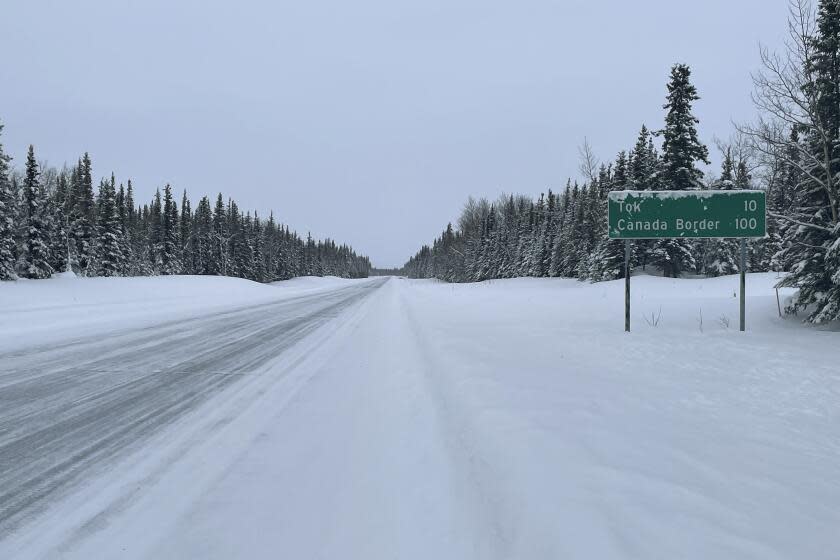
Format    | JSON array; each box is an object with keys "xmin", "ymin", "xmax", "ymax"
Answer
[{"xmin": 737, "ymin": 199, "xmax": 760, "ymax": 229}]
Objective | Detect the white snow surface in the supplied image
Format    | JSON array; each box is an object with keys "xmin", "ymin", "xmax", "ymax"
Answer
[
  {"xmin": 1, "ymin": 272, "xmax": 837, "ymax": 559},
  {"xmin": 0, "ymin": 274, "xmax": 371, "ymax": 352},
  {"xmin": 609, "ymin": 189, "xmax": 765, "ymax": 200}
]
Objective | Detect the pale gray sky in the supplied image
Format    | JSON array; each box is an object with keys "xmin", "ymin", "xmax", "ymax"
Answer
[{"xmin": 1, "ymin": 0, "xmax": 788, "ymax": 267}]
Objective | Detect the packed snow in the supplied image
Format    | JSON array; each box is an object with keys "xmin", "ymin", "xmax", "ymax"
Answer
[
  {"xmin": 0, "ymin": 273, "xmax": 837, "ymax": 559},
  {"xmin": 0, "ymin": 274, "xmax": 372, "ymax": 352}
]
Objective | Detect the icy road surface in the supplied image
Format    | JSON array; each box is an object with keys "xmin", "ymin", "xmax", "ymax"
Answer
[
  {"xmin": 0, "ymin": 278, "xmax": 385, "ymax": 538},
  {"xmin": 0, "ymin": 273, "xmax": 838, "ymax": 559}
]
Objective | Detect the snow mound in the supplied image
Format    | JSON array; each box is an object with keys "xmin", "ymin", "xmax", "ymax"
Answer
[{"xmin": 0, "ymin": 274, "xmax": 374, "ymax": 352}]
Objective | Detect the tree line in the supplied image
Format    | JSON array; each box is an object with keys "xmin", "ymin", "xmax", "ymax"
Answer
[
  {"xmin": 0, "ymin": 140, "xmax": 371, "ymax": 282},
  {"xmin": 403, "ymin": 0, "xmax": 840, "ymax": 324}
]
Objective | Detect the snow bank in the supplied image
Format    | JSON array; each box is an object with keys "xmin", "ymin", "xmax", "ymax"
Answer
[
  {"xmin": 431, "ymin": 272, "xmax": 806, "ymax": 334},
  {"xmin": 0, "ymin": 274, "xmax": 371, "ymax": 352},
  {"xmin": 398, "ymin": 272, "xmax": 838, "ymax": 558}
]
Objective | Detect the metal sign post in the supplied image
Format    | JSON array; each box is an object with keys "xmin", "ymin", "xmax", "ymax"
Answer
[
  {"xmin": 625, "ymin": 239, "xmax": 631, "ymax": 333},
  {"xmin": 607, "ymin": 190, "xmax": 766, "ymax": 332},
  {"xmin": 740, "ymin": 238, "xmax": 746, "ymax": 332}
]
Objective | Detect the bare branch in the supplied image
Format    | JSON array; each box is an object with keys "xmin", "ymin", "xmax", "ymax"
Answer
[
  {"xmin": 577, "ymin": 138, "xmax": 600, "ymax": 184},
  {"xmin": 769, "ymin": 211, "xmax": 834, "ymax": 233}
]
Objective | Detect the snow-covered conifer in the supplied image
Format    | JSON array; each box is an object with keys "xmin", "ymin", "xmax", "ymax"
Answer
[
  {"xmin": 0, "ymin": 121, "xmax": 16, "ymax": 280},
  {"xmin": 651, "ymin": 64, "xmax": 708, "ymax": 277},
  {"xmin": 95, "ymin": 175, "xmax": 124, "ymax": 276},
  {"xmin": 19, "ymin": 145, "xmax": 53, "ymax": 279}
]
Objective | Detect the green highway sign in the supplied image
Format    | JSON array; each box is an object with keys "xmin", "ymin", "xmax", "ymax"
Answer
[{"xmin": 608, "ymin": 190, "xmax": 766, "ymax": 239}]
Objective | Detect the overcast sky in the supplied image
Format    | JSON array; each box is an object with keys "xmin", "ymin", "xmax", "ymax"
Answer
[{"xmin": 1, "ymin": 1, "xmax": 789, "ymax": 267}]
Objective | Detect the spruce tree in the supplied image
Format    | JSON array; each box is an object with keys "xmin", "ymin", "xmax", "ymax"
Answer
[
  {"xmin": 48, "ymin": 172, "xmax": 70, "ymax": 272},
  {"xmin": 180, "ymin": 190, "xmax": 193, "ymax": 274},
  {"xmin": 777, "ymin": 0, "xmax": 840, "ymax": 321},
  {"xmin": 265, "ymin": 212, "xmax": 278, "ymax": 280},
  {"xmin": 194, "ymin": 195, "xmax": 213, "ymax": 274},
  {"xmin": 652, "ymin": 64, "xmax": 709, "ymax": 277},
  {"xmin": 566, "ymin": 184, "xmax": 589, "ymax": 277},
  {"xmin": 124, "ymin": 180, "xmax": 141, "ymax": 274},
  {"xmin": 768, "ymin": 129, "xmax": 801, "ymax": 271},
  {"xmin": 211, "ymin": 193, "xmax": 226, "ymax": 275},
  {"xmin": 70, "ymin": 153, "xmax": 96, "ymax": 274},
  {"xmin": 19, "ymin": 145, "xmax": 53, "ymax": 279},
  {"xmin": 629, "ymin": 127, "xmax": 654, "ymax": 190},
  {"xmin": 239, "ymin": 210, "xmax": 255, "ymax": 279},
  {"xmin": 115, "ymin": 182, "xmax": 133, "ymax": 274},
  {"xmin": 95, "ymin": 175, "xmax": 124, "ymax": 276},
  {"xmin": 148, "ymin": 189, "xmax": 163, "ymax": 271},
  {"xmin": 628, "ymin": 129, "xmax": 658, "ymax": 269},
  {"xmin": 160, "ymin": 184, "xmax": 180, "ymax": 274},
  {"xmin": 704, "ymin": 149, "xmax": 739, "ymax": 276},
  {"xmin": 590, "ymin": 153, "xmax": 632, "ymax": 280},
  {"xmin": 0, "ymin": 121, "xmax": 16, "ymax": 280},
  {"xmin": 252, "ymin": 212, "xmax": 266, "ymax": 282},
  {"xmin": 548, "ymin": 187, "xmax": 571, "ymax": 277},
  {"xmin": 532, "ymin": 191, "xmax": 556, "ymax": 277},
  {"xmin": 577, "ymin": 180, "xmax": 604, "ymax": 278},
  {"xmin": 557, "ymin": 184, "xmax": 582, "ymax": 276}
]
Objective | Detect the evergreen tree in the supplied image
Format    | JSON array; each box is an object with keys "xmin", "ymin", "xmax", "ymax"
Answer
[
  {"xmin": 180, "ymin": 190, "xmax": 193, "ymax": 274},
  {"xmin": 764, "ymin": 213, "xmax": 784, "ymax": 272},
  {"xmin": 115, "ymin": 182, "xmax": 133, "ymax": 274},
  {"xmin": 577, "ymin": 180, "xmax": 604, "ymax": 278},
  {"xmin": 660, "ymin": 64, "xmax": 710, "ymax": 190},
  {"xmin": 160, "ymin": 184, "xmax": 180, "ymax": 274},
  {"xmin": 532, "ymin": 192, "xmax": 557, "ymax": 277},
  {"xmin": 194, "ymin": 195, "xmax": 213, "ymax": 275},
  {"xmin": 0, "ymin": 121, "xmax": 16, "ymax": 280},
  {"xmin": 629, "ymin": 127, "xmax": 655, "ymax": 190},
  {"xmin": 774, "ymin": 0, "xmax": 840, "ymax": 320},
  {"xmin": 70, "ymin": 153, "xmax": 96, "ymax": 274},
  {"xmin": 19, "ymin": 145, "xmax": 53, "ymax": 279},
  {"xmin": 211, "ymin": 193, "xmax": 226, "ymax": 275},
  {"xmin": 48, "ymin": 172, "xmax": 70, "ymax": 273},
  {"xmin": 548, "ymin": 187, "xmax": 571, "ymax": 277},
  {"xmin": 652, "ymin": 64, "xmax": 708, "ymax": 277},
  {"xmin": 95, "ymin": 175, "xmax": 124, "ymax": 276},
  {"xmin": 264, "ymin": 212, "xmax": 279, "ymax": 280},
  {"xmin": 557, "ymin": 184, "xmax": 582, "ymax": 277},
  {"xmin": 148, "ymin": 189, "xmax": 163, "ymax": 271},
  {"xmin": 590, "ymin": 153, "xmax": 632, "ymax": 280},
  {"xmin": 704, "ymin": 149, "xmax": 739, "ymax": 276},
  {"xmin": 626, "ymin": 135, "xmax": 655, "ymax": 270},
  {"xmin": 124, "ymin": 180, "xmax": 144, "ymax": 275},
  {"xmin": 252, "ymin": 212, "xmax": 266, "ymax": 282}
]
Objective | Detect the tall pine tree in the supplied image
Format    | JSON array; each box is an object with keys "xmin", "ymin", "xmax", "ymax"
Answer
[
  {"xmin": 19, "ymin": 145, "xmax": 53, "ymax": 279},
  {"xmin": 704, "ymin": 149, "xmax": 739, "ymax": 276},
  {"xmin": 70, "ymin": 153, "xmax": 96, "ymax": 274},
  {"xmin": 776, "ymin": 0, "xmax": 840, "ymax": 321},
  {"xmin": 0, "ymin": 121, "xmax": 16, "ymax": 280},
  {"xmin": 652, "ymin": 64, "xmax": 709, "ymax": 277},
  {"xmin": 160, "ymin": 184, "xmax": 180, "ymax": 274},
  {"xmin": 95, "ymin": 175, "xmax": 124, "ymax": 276}
]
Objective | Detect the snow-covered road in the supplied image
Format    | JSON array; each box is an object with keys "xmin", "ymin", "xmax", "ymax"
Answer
[
  {"xmin": 1, "ymin": 273, "xmax": 837, "ymax": 559},
  {"xmin": 0, "ymin": 278, "xmax": 385, "ymax": 540}
]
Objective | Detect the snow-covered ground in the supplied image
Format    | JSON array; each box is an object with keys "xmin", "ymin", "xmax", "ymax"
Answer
[
  {"xmin": 0, "ymin": 273, "xmax": 372, "ymax": 351},
  {"xmin": 1, "ymin": 273, "xmax": 837, "ymax": 559}
]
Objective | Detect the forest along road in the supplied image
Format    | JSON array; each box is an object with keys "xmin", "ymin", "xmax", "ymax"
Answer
[{"xmin": 0, "ymin": 278, "xmax": 386, "ymax": 538}]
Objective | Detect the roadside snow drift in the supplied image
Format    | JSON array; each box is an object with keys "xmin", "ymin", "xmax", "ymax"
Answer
[{"xmin": 0, "ymin": 274, "xmax": 371, "ymax": 351}]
